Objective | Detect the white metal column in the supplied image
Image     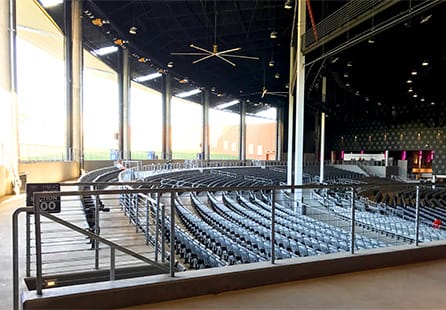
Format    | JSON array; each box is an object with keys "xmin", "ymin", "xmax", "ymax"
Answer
[
  {"xmin": 319, "ymin": 76, "xmax": 327, "ymax": 183},
  {"xmin": 293, "ymin": 0, "xmax": 306, "ymax": 207}
]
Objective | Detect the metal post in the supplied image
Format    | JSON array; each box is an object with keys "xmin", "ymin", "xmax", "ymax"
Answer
[
  {"xmin": 145, "ymin": 197, "xmax": 149, "ymax": 245},
  {"xmin": 110, "ymin": 247, "xmax": 115, "ymax": 281},
  {"xmin": 350, "ymin": 188, "xmax": 356, "ymax": 254},
  {"xmin": 33, "ymin": 194, "xmax": 43, "ymax": 295},
  {"xmin": 170, "ymin": 192, "xmax": 176, "ymax": 277},
  {"xmin": 155, "ymin": 193, "xmax": 160, "ymax": 262},
  {"xmin": 135, "ymin": 195, "xmax": 139, "ymax": 233},
  {"xmin": 26, "ymin": 211, "xmax": 30, "ymax": 277},
  {"xmin": 13, "ymin": 207, "xmax": 31, "ymax": 310},
  {"xmin": 161, "ymin": 204, "xmax": 166, "ymax": 262},
  {"xmin": 94, "ymin": 191, "xmax": 100, "ymax": 270},
  {"xmin": 415, "ymin": 185, "xmax": 420, "ymax": 246},
  {"xmin": 271, "ymin": 190, "xmax": 276, "ymax": 264}
]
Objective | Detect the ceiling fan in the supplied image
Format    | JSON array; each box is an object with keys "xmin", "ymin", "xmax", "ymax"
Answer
[
  {"xmin": 241, "ymin": 66, "xmax": 288, "ymax": 99},
  {"xmin": 170, "ymin": 1, "xmax": 259, "ymax": 67}
]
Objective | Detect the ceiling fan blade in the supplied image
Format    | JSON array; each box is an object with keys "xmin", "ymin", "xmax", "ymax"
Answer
[
  {"xmin": 215, "ymin": 55, "xmax": 236, "ymax": 67},
  {"xmin": 192, "ymin": 54, "xmax": 216, "ymax": 64},
  {"xmin": 216, "ymin": 47, "xmax": 241, "ymax": 55},
  {"xmin": 189, "ymin": 44, "xmax": 213, "ymax": 55},
  {"xmin": 224, "ymin": 54, "xmax": 260, "ymax": 60},
  {"xmin": 171, "ymin": 52, "xmax": 209, "ymax": 56}
]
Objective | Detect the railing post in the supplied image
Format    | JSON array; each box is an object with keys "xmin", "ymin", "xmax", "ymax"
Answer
[
  {"xmin": 161, "ymin": 203, "xmax": 166, "ymax": 262},
  {"xmin": 170, "ymin": 191, "xmax": 176, "ymax": 277},
  {"xmin": 271, "ymin": 189, "xmax": 276, "ymax": 264},
  {"xmin": 94, "ymin": 189, "xmax": 100, "ymax": 270},
  {"xmin": 135, "ymin": 194, "xmax": 139, "ymax": 233},
  {"xmin": 110, "ymin": 247, "xmax": 115, "ymax": 281},
  {"xmin": 415, "ymin": 185, "xmax": 420, "ymax": 246},
  {"xmin": 13, "ymin": 208, "xmax": 31, "ymax": 310},
  {"xmin": 155, "ymin": 192, "xmax": 160, "ymax": 262},
  {"xmin": 26, "ymin": 211, "xmax": 31, "ymax": 277},
  {"xmin": 350, "ymin": 187, "xmax": 356, "ymax": 254},
  {"xmin": 33, "ymin": 194, "xmax": 43, "ymax": 295},
  {"xmin": 145, "ymin": 197, "xmax": 149, "ymax": 245}
]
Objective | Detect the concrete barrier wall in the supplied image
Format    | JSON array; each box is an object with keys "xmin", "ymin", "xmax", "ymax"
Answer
[{"xmin": 19, "ymin": 162, "xmax": 80, "ymax": 184}]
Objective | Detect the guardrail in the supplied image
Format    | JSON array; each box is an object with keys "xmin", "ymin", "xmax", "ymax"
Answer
[{"xmin": 13, "ymin": 180, "xmax": 446, "ymax": 310}]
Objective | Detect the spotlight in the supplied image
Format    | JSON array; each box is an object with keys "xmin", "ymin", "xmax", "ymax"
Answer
[
  {"xmin": 347, "ymin": 61, "xmax": 353, "ymax": 67},
  {"xmin": 268, "ymin": 60, "xmax": 275, "ymax": 67},
  {"xmin": 129, "ymin": 26, "xmax": 137, "ymax": 35},
  {"xmin": 411, "ymin": 70, "xmax": 417, "ymax": 75},
  {"xmin": 274, "ymin": 73, "xmax": 280, "ymax": 79},
  {"xmin": 422, "ymin": 60, "xmax": 429, "ymax": 66},
  {"xmin": 368, "ymin": 37, "xmax": 375, "ymax": 44},
  {"xmin": 270, "ymin": 31, "xmax": 278, "ymax": 39},
  {"xmin": 284, "ymin": 0, "xmax": 293, "ymax": 9},
  {"xmin": 167, "ymin": 61, "xmax": 174, "ymax": 68}
]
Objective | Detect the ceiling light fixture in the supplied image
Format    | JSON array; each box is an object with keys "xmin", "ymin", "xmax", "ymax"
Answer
[
  {"xmin": 129, "ymin": 26, "xmax": 137, "ymax": 35},
  {"xmin": 422, "ymin": 60, "xmax": 429, "ymax": 66},
  {"xmin": 420, "ymin": 97, "xmax": 425, "ymax": 102},
  {"xmin": 215, "ymin": 100, "xmax": 240, "ymax": 110},
  {"xmin": 138, "ymin": 57, "xmax": 149, "ymax": 63},
  {"xmin": 268, "ymin": 60, "xmax": 275, "ymax": 67},
  {"xmin": 176, "ymin": 88, "xmax": 202, "ymax": 98},
  {"xmin": 347, "ymin": 61, "xmax": 353, "ymax": 67},
  {"xmin": 270, "ymin": 31, "xmax": 278, "ymax": 39},
  {"xmin": 179, "ymin": 77, "xmax": 189, "ymax": 84},
  {"xmin": 167, "ymin": 61, "xmax": 174, "ymax": 68},
  {"xmin": 133, "ymin": 72, "xmax": 162, "ymax": 82},
  {"xmin": 407, "ymin": 79, "xmax": 413, "ymax": 84},
  {"xmin": 39, "ymin": 0, "xmax": 63, "ymax": 7},
  {"xmin": 284, "ymin": 0, "xmax": 293, "ymax": 9},
  {"xmin": 408, "ymin": 87, "xmax": 413, "ymax": 93},
  {"xmin": 274, "ymin": 73, "xmax": 280, "ymax": 79},
  {"xmin": 411, "ymin": 70, "xmax": 417, "ymax": 75},
  {"xmin": 431, "ymin": 101, "xmax": 436, "ymax": 105},
  {"xmin": 92, "ymin": 45, "xmax": 118, "ymax": 56},
  {"xmin": 368, "ymin": 37, "xmax": 375, "ymax": 44},
  {"xmin": 413, "ymin": 93, "xmax": 418, "ymax": 98}
]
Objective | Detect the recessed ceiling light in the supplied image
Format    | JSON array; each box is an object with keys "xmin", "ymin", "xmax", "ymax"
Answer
[
  {"xmin": 411, "ymin": 70, "xmax": 417, "ymax": 75},
  {"xmin": 284, "ymin": 0, "xmax": 293, "ymax": 9},
  {"xmin": 270, "ymin": 31, "xmax": 278, "ymax": 39},
  {"xmin": 407, "ymin": 79, "xmax": 413, "ymax": 84},
  {"xmin": 345, "ymin": 82, "xmax": 350, "ymax": 87},
  {"xmin": 347, "ymin": 61, "xmax": 353, "ymax": 67},
  {"xmin": 408, "ymin": 87, "xmax": 413, "ymax": 93},
  {"xmin": 420, "ymin": 97, "xmax": 425, "ymax": 102},
  {"xmin": 368, "ymin": 37, "xmax": 375, "ymax": 44},
  {"xmin": 343, "ymin": 73, "xmax": 349, "ymax": 78},
  {"xmin": 431, "ymin": 101, "xmax": 436, "ymax": 105},
  {"xmin": 422, "ymin": 60, "xmax": 429, "ymax": 66},
  {"xmin": 268, "ymin": 60, "xmax": 275, "ymax": 67},
  {"xmin": 274, "ymin": 73, "xmax": 280, "ymax": 79},
  {"xmin": 377, "ymin": 102, "xmax": 382, "ymax": 106},
  {"xmin": 355, "ymin": 91, "xmax": 360, "ymax": 96},
  {"xmin": 413, "ymin": 93, "xmax": 418, "ymax": 98},
  {"xmin": 167, "ymin": 61, "xmax": 174, "ymax": 68}
]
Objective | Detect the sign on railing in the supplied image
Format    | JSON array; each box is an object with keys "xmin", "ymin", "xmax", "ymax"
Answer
[{"xmin": 26, "ymin": 183, "xmax": 61, "ymax": 213}]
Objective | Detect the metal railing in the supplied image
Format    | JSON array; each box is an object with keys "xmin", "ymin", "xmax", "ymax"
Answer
[{"xmin": 13, "ymin": 180, "xmax": 446, "ymax": 310}]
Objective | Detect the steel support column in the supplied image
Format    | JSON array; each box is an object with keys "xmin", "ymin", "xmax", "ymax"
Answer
[
  {"xmin": 162, "ymin": 74, "xmax": 172, "ymax": 160},
  {"xmin": 201, "ymin": 89, "xmax": 210, "ymax": 161},
  {"xmin": 239, "ymin": 101, "xmax": 246, "ymax": 161},
  {"xmin": 118, "ymin": 47, "xmax": 130, "ymax": 160}
]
